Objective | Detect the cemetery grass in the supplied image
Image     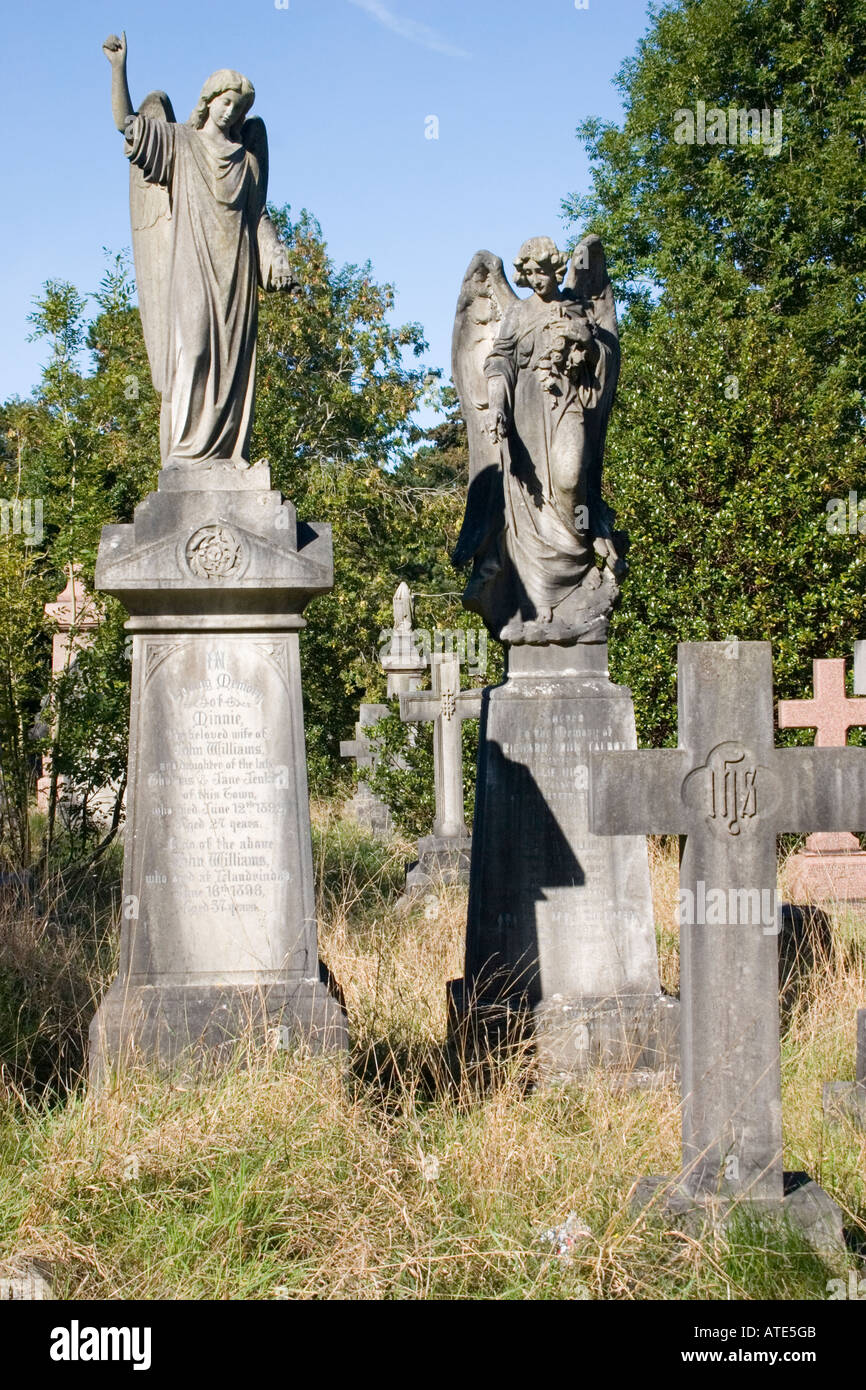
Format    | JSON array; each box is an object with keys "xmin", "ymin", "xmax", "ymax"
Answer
[{"xmin": 0, "ymin": 819, "xmax": 863, "ymax": 1299}]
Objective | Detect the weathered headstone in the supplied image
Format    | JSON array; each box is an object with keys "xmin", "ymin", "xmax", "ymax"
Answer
[
  {"xmin": 340, "ymin": 702, "xmax": 392, "ymax": 835},
  {"xmin": 590, "ymin": 642, "xmax": 866, "ymax": 1246},
  {"xmin": 824, "ymin": 1009, "xmax": 866, "ymax": 1128},
  {"xmin": 400, "ymin": 652, "xmax": 481, "ymax": 891},
  {"xmin": 90, "ymin": 38, "xmax": 347, "ymax": 1078},
  {"xmin": 37, "ymin": 565, "xmax": 105, "ymax": 814},
  {"xmin": 90, "ymin": 470, "xmax": 348, "ymax": 1078},
  {"xmin": 778, "ymin": 658, "xmax": 866, "ymax": 901}
]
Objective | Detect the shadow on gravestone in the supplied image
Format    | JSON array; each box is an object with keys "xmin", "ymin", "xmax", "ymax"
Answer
[
  {"xmin": 450, "ymin": 643, "xmax": 678, "ymax": 1085},
  {"xmin": 454, "ymin": 737, "xmax": 584, "ymax": 1013}
]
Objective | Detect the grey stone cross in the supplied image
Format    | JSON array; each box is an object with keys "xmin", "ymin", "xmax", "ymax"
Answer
[
  {"xmin": 340, "ymin": 702, "xmax": 392, "ymax": 834},
  {"xmin": 400, "ymin": 652, "xmax": 481, "ymax": 840},
  {"xmin": 339, "ymin": 703, "xmax": 389, "ymax": 773},
  {"xmin": 589, "ymin": 642, "xmax": 866, "ymax": 1218}
]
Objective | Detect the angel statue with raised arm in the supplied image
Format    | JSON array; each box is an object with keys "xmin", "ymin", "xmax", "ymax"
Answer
[
  {"xmin": 451, "ymin": 234, "xmax": 626, "ymax": 646},
  {"xmin": 103, "ymin": 31, "xmax": 297, "ymax": 470}
]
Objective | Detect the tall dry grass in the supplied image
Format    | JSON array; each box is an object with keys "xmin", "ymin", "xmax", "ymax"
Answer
[{"xmin": 0, "ymin": 812, "xmax": 862, "ymax": 1299}]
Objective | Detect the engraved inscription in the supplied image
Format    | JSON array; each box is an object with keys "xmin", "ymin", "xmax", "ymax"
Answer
[
  {"xmin": 131, "ymin": 637, "xmax": 299, "ymax": 979},
  {"xmin": 486, "ymin": 703, "xmax": 656, "ymax": 996},
  {"xmin": 708, "ymin": 748, "xmax": 757, "ymax": 836},
  {"xmin": 683, "ymin": 741, "xmax": 777, "ymax": 839}
]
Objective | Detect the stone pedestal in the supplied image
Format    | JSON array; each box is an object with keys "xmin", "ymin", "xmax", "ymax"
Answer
[
  {"xmin": 632, "ymin": 1172, "xmax": 845, "ymax": 1259},
  {"xmin": 785, "ymin": 832, "xmax": 866, "ymax": 902},
  {"xmin": 405, "ymin": 832, "xmax": 472, "ymax": 893},
  {"xmin": 451, "ymin": 641, "xmax": 677, "ymax": 1080},
  {"xmin": 824, "ymin": 1008, "xmax": 866, "ymax": 1128},
  {"xmin": 88, "ymin": 463, "xmax": 348, "ymax": 1081}
]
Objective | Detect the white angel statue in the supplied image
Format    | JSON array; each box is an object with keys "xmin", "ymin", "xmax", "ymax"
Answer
[
  {"xmin": 451, "ymin": 234, "xmax": 626, "ymax": 645},
  {"xmin": 103, "ymin": 31, "xmax": 297, "ymax": 470}
]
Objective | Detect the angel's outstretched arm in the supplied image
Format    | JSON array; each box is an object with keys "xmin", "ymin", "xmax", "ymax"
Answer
[{"xmin": 103, "ymin": 32, "xmax": 134, "ymax": 132}]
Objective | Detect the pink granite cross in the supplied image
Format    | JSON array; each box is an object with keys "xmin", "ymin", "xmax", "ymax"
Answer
[
  {"xmin": 778, "ymin": 658, "xmax": 866, "ymax": 747},
  {"xmin": 778, "ymin": 658, "xmax": 866, "ymax": 858}
]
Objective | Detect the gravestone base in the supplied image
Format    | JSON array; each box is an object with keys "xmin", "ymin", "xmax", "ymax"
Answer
[
  {"xmin": 406, "ymin": 832, "xmax": 472, "ymax": 891},
  {"xmin": 532, "ymin": 991, "xmax": 679, "ymax": 1084},
  {"xmin": 632, "ymin": 1172, "xmax": 845, "ymax": 1258},
  {"xmin": 89, "ymin": 977, "xmax": 346, "ymax": 1085},
  {"xmin": 823, "ymin": 1083, "xmax": 866, "ymax": 1127},
  {"xmin": 451, "ymin": 641, "xmax": 674, "ymax": 1081},
  {"xmin": 785, "ymin": 832, "xmax": 866, "ymax": 903},
  {"xmin": 448, "ymin": 982, "xmax": 678, "ymax": 1084},
  {"xmin": 345, "ymin": 782, "xmax": 393, "ymax": 836},
  {"xmin": 89, "ymin": 462, "xmax": 348, "ymax": 1082},
  {"xmin": 823, "ymin": 1008, "xmax": 866, "ymax": 1129}
]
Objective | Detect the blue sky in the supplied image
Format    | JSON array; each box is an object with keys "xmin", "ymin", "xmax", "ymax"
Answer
[{"xmin": 1, "ymin": 0, "xmax": 655, "ymax": 406}]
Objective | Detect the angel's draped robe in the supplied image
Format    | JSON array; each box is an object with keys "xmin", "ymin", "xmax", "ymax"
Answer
[
  {"xmin": 125, "ymin": 114, "xmax": 287, "ymax": 467},
  {"xmin": 483, "ymin": 294, "xmax": 615, "ymax": 618}
]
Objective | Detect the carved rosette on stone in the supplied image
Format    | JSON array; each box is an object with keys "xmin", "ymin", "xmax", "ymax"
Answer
[
  {"xmin": 184, "ymin": 524, "xmax": 246, "ymax": 580},
  {"xmin": 89, "ymin": 462, "xmax": 348, "ymax": 1081}
]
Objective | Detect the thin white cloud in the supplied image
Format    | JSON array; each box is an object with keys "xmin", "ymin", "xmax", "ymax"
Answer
[{"xmin": 348, "ymin": 0, "xmax": 470, "ymax": 59}]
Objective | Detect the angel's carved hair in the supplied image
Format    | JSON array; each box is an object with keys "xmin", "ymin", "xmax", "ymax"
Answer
[
  {"xmin": 189, "ymin": 70, "xmax": 255, "ymax": 132},
  {"xmin": 513, "ymin": 237, "xmax": 569, "ymax": 288}
]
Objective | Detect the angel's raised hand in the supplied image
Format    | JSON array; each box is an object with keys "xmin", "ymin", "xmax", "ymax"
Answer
[
  {"xmin": 272, "ymin": 271, "xmax": 300, "ymax": 294},
  {"xmin": 102, "ymin": 31, "xmax": 127, "ymax": 65}
]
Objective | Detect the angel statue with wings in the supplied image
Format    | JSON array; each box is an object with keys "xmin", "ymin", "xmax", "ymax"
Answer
[
  {"xmin": 452, "ymin": 234, "xmax": 626, "ymax": 646},
  {"xmin": 103, "ymin": 32, "xmax": 297, "ymax": 470}
]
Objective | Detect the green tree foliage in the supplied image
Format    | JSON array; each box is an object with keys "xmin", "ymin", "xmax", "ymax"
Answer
[
  {"xmin": 564, "ymin": 0, "xmax": 866, "ymax": 744},
  {"xmin": 348, "ymin": 404, "xmax": 496, "ymax": 840},
  {"xmin": 0, "ymin": 534, "xmax": 49, "ymax": 866}
]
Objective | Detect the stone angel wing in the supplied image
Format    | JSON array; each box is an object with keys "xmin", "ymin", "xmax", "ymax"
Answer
[
  {"xmin": 129, "ymin": 90, "xmax": 176, "ymax": 394},
  {"xmin": 242, "ymin": 116, "xmax": 293, "ymax": 291},
  {"xmin": 451, "ymin": 251, "xmax": 519, "ymax": 568},
  {"xmin": 242, "ymin": 115, "xmax": 269, "ymax": 211},
  {"xmin": 562, "ymin": 233, "xmax": 620, "ymax": 433}
]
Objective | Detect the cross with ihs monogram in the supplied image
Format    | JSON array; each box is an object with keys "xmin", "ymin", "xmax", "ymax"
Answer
[
  {"xmin": 589, "ymin": 643, "xmax": 866, "ymax": 1211},
  {"xmin": 400, "ymin": 652, "xmax": 481, "ymax": 839}
]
